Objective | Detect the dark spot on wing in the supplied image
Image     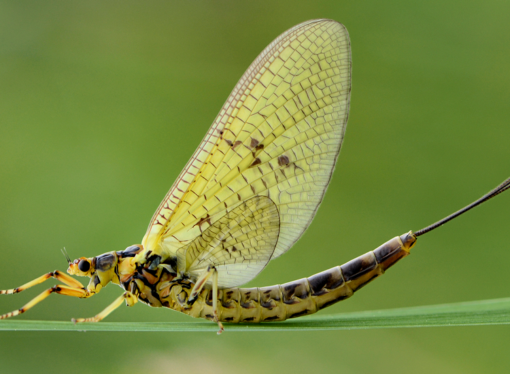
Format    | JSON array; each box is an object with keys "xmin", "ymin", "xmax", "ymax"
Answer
[
  {"xmin": 278, "ymin": 155, "xmax": 290, "ymax": 167},
  {"xmin": 250, "ymin": 158, "xmax": 262, "ymax": 167}
]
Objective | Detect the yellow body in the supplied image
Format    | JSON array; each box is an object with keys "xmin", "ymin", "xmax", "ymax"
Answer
[{"xmin": 0, "ymin": 231, "xmax": 417, "ymax": 328}]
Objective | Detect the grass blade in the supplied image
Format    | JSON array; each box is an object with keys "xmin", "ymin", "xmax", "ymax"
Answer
[{"xmin": 1, "ymin": 297, "xmax": 510, "ymax": 332}]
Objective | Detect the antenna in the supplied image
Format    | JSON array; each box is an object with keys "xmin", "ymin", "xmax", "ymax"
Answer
[
  {"xmin": 414, "ymin": 176, "xmax": 510, "ymax": 237},
  {"xmin": 61, "ymin": 247, "xmax": 71, "ymax": 265}
]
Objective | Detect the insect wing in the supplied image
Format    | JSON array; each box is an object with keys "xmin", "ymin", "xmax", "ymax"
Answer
[
  {"xmin": 143, "ymin": 19, "xmax": 351, "ymax": 260},
  {"xmin": 177, "ymin": 196, "xmax": 280, "ymax": 288}
]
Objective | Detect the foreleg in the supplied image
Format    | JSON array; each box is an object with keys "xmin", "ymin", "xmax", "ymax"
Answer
[
  {"xmin": 0, "ymin": 270, "xmax": 84, "ymax": 295},
  {"xmin": 0, "ymin": 284, "xmax": 90, "ymax": 319}
]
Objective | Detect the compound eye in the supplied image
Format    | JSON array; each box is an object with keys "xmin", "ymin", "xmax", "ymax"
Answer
[{"xmin": 78, "ymin": 259, "xmax": 90, "ymax": 272}]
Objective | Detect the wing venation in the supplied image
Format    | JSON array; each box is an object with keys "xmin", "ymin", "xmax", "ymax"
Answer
[
  {"xmin": 143, "ymin": 19, "xmax": 351, "ymax": 269},
  {"xmin": 177, "ymin": 196, "xmax": 280, "ymax": 288}
]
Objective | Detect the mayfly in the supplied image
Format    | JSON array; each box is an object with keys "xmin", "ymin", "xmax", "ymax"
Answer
[{"xmin": 1, "ymin": 19, "xmax": 509, "ymax": 334}]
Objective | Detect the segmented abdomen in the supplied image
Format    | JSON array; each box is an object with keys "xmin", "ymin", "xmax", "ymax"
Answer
[{"xmin": 199, "ymin": 232, "xmax": 416, "ymax": 323}]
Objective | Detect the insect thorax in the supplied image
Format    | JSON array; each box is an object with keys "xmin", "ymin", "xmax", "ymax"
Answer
[{"xmin": 114, "ymin": 245, "xmax": 206, "ymax": 318}]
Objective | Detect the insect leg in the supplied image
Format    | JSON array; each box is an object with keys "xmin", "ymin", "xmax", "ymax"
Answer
[
  {"xmin": 187, "ymin": 266, "xmax": 224, "ymax": 333},
  {"xmin": 211, "ymin": 268, "xmax": 224, "ymax": 335},
  {"xmin": 0, "ymin": 270, "xmax": 84, "ymax": 295},
  {"xmin": 0, "ymin": 285, "xmax": 89, "ymax": 319},
  {"xmin": 188, "ymin": 266, "xmax": 214, "ymax": 304},
  {"xmin": 72, "ymin": 291, "xmax": 138, "ymax": 323}
]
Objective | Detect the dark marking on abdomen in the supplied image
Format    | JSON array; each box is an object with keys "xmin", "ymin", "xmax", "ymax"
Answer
[
  {"xmin": 340, "ymin": 252, "xmax": 377, "ymax": 281},
  {"xmin": 262, "ymin": 315, "xmax": 280, "ymax": 321},
  {"xmin": 289, "ymin": 310, "xmax": 311, "ymax": 319},
  {"xmin": 319, "ymin": 294, "xmax": 351, "ymax": 310},
  {"xmin": 307, "ymin": 268, "xmax": 344, "ymax": 296}
]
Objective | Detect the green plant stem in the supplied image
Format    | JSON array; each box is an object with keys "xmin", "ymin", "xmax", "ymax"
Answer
[{"xmin": 1, "ymin": 297, "xmax": 510, "ymax": 332}]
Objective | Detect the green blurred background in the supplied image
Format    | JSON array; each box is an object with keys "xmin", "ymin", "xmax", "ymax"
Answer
[{"xmin": 1, "ymin": 1, "xmax": 509, "ymax": 373}]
